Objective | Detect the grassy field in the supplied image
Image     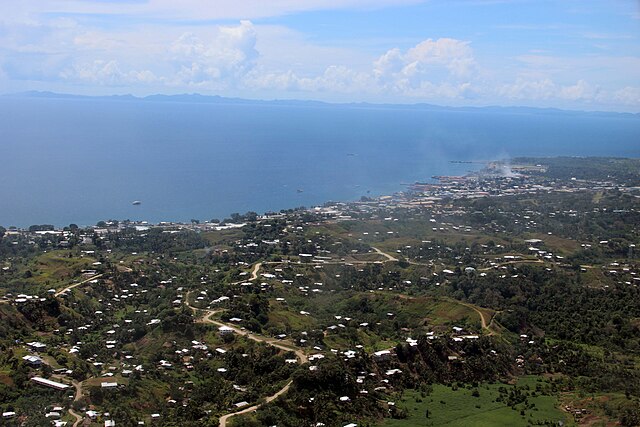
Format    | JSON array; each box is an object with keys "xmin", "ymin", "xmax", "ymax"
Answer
[
  {"xmin": 267, "ymin": 306, "xmax": 318, "ymax": 331},
  {"xmin": 202, "ymin": 229, "xmax": 245, "ymax": 246},
  {"xmin": 0, "ymin": 250, "xmax": 96, "ymax": 295},
  {"xmin": 31, "ymin": 251, "xmax": 96, "ymax": 285},
  {"xmin": 374, "ymin": 295, "xmax": 483, "ymax": 330},
  {"xmin": 382, "ymin": 377, "xmax": 569, "ymax": 427},
  {"xmin": 525, "ymin": 233, "xmax": 581, "ymax": 254}
]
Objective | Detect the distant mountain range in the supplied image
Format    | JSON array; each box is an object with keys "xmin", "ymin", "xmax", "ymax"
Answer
[{"xmin": 5, "ymin": 90, "xmax": 638, "ymax": 118}]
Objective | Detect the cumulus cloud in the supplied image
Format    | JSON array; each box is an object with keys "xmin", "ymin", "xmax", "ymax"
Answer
[
  {"xmin": 243, "ymin": 37, "xmax": 478, "ymax": 100},
  {"xmin": 169, "ymin": 20, "xmax": 258, "ymax": 87},
  {"xmin": 50, "ymin": 21, "xmax": 258, "ymax": 88},
  {"xmin": 371, "ymin": 38, "xmax": 477, "ymax": 98},
  {"xmin": 1, "ymin": 8, "xmax": 637, "ymax": 111},
  {"xmin": 559, "ymin": 80, "xmax": 599, "ymax": 101}
]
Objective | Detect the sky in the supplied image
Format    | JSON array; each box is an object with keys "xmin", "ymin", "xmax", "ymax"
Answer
[{"xmin": 0, "ymin": 0, "xmax": 639, "ymax": 111}]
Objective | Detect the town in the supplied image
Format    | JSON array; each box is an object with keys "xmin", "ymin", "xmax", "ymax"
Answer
[{"xmin": 1, "ymin": 156, "xmax": 639, "ymax": 426}]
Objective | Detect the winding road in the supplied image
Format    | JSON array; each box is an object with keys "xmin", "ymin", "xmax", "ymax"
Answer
[
  {"xmin": 218, "ymin": 380, "xmax": 293, "ymax": 427},
  {"xmin": 68, "ymin": 379, "xmax": 84, "ymax": 426},
  {"xmin": 189, "ymin": 258, "xmax": 500, "ymax": 426},
  {"xmin": 186, "ymin": 261, "xmax": 307, "ymax": 426},
  {"xmin": 445, "ymin": 298, "xmax": 499, "ymax": 336},
  {"xmin": 249, "ymin": 262, "xmax": 262, "ymax": 281},
  {"xmin": 51, "ymin": 375, "xmax": 84, "ymax": 426},
  {"xmin": 52, "ymin": 273, "xmax": 105, "ymax": 426},
  {"xmin": 200, "ymin": 310, "xmax": 308, "ymax": 364}
]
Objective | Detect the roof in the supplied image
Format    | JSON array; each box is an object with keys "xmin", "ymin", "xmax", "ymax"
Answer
[
  {"xmin": 31, "ymin": 377, "xmax": 69, "ymax": 390},
  {"xmin": 22, "ymin": 355, "xmax": 43, "ymax": 363},
  {"xmin": 101, "ymin": 382, "xmax": 118, "ymax": 388}
]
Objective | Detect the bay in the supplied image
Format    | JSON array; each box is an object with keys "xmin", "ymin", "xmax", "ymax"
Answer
[{"xmin": 1, "ymin": 96, "xmax": 638, "ymax": 227}]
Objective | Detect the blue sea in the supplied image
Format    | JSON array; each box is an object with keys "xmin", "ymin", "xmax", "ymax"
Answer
[{"xmin": 1, "ymin": 96, "xmax": 639, "ymax": 227}]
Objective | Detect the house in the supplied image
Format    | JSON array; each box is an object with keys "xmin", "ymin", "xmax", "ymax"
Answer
[
  {"xmin": 22, "ymin": 355, "xmax": 43, "ymax": 366},
  {"xmin": 27, "ymin": 341, "xmax": 47, "ymax": 352},
  {"xmin": 31, "ymin": 377, "xmax": 69, "ymax": 391},
  {"xmin": 373, "ymin": 350, "xmax": 392, "ymax": 360},
  {"xmin": 101, "ymin": 382, "xmax": 118, "ymax": 389},
  {"xmin": 218, "ymin": 326, "xmax": 234, "ymax": 335},
  {"xmin": 86, "ymin": 410, "xmax": 99, "ymax": 419}
]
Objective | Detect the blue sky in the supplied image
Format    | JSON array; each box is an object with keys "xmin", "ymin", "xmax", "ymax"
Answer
[{"xmin": 0, "ymin": 0, "xmax": 639, "ymax": 111}]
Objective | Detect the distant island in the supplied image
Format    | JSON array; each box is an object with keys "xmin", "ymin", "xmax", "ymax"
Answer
[{"xmin": 7, "ymin": 90, "xmax": 639, "ymax": 118}]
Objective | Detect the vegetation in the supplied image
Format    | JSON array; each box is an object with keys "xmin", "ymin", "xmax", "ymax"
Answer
[{"xmin": 0, "ymin": 156, "xmax": 639, "ymax": 426}]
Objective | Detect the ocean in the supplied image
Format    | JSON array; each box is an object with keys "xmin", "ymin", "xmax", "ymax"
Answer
[{"xmin": 1, "ymin": 96, "xmax": 639, "ymax": 227}]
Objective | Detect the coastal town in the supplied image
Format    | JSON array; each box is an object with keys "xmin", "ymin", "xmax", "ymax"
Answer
[{"xmin": 1, "ymin": 157, "xmax": 639, "ymax": 426}]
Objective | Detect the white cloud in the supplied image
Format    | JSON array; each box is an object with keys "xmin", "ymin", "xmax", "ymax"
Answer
[
  {"xmin": 559, "ymin": 79, "xmax": 597, "ymax": 101},
  {"xmin": 60, "ymin": 59, "xmax": 159, "ymax": 85},
  {"xmin": 371, "ymin": 38, "xmax": 477, "ymax": 98},
  {"xmin": 498, "ymin": 78, "xmax": 603, "ymax": 104},
  {"xmin": 169, "ymin": 21, "xmax": 258, "ymax": 87},
  {"xmin": 245, "ymin": 64, "xmax": 375, "ymax": 94},
  {"xmin": 300, "ymin": 65, "xmax": 374, "ymax": 93},
  {"xmin": 612, "ymin": 86, "xmax": 640, "ymax": 105},
  {"xmin": 0, "ymin": 2, "xmax": 638, "ymax": 111},
  {"xmin": 406, "ymin": 38, "xmax": 475, "ymax": 77},
  {"xmin": 243, "ymin": 37, "xmax": 478, "ymax": 100}
]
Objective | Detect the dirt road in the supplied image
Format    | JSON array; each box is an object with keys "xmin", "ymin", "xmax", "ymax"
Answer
[
  {"xmin": 184, "ymin": 264, "xmax": 308, "ymax": 427},
  {"xmin": 371, "ymin": 247, "xmax": 399, "ymax": 262},
  {"xmin": 218, "ymin": 380, "xmax": 293, "ymax": 427},
  {"xmin": 55, "ymin": 274, "xmax": 103, "ymax": 297},
  {"xmin": 195, "ymin": 310, "xmax": 306, "ymax": 426}
]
